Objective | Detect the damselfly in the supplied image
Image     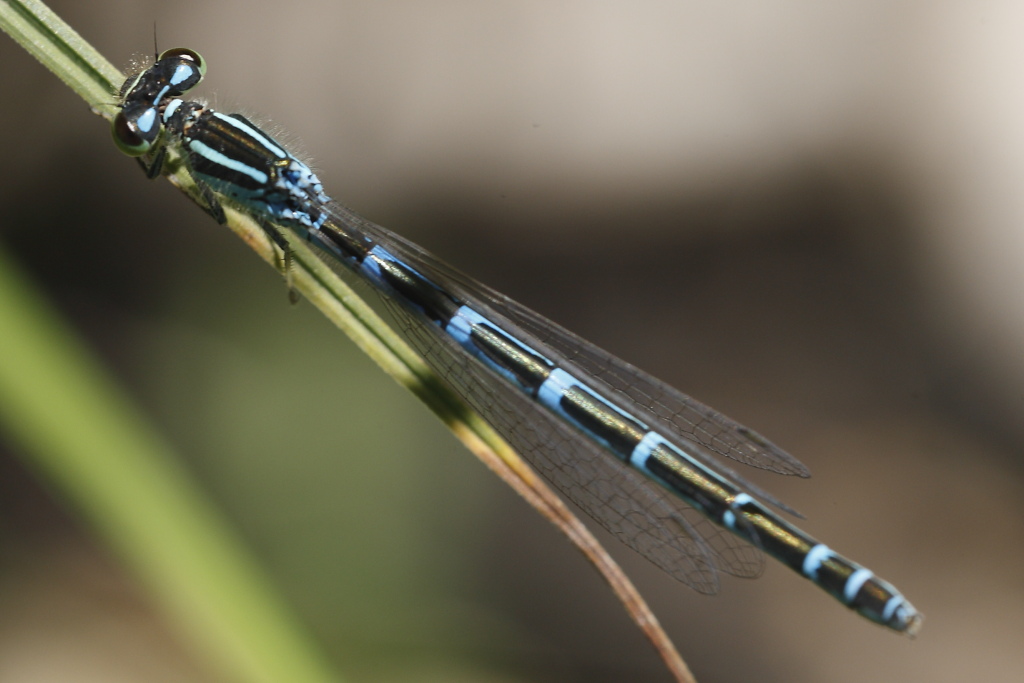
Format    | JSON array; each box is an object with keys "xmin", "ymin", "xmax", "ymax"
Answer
[{"xmin": 112, "ymin": 48, "xmax": 922, "ymax": 635}]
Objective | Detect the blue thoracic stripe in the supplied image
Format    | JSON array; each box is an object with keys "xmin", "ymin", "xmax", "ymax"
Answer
[
  {"xmin": 166, "ymin": 102, "xmax": 332, "ymax": 231},
  {"xmin": 190, "ymin": 139, "xmax": 270, "ymax": 184},
  {"xmin": 112, "ymin": 46, "xmax": 923, "ymax": 637},
  {"xmin": 212, "ymin": 111, "xmax": 287, "ymax": 158}
]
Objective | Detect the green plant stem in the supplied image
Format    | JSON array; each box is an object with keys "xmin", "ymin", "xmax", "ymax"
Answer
[{"xmin": 0, "ymin": 0, "xmax": 121, "ymax": 112}]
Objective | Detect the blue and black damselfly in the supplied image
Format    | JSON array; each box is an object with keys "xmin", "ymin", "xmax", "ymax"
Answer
[{"xmin": 112, "ymin": 48, "xmax": 922, "ymax": 635}]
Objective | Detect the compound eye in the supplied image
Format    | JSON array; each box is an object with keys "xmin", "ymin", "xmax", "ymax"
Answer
[
  {"xmin": 158, "ymin": 47, "xmax": 207, "ymax": 78},
  {"xmin": 112, "ymin": 111, "xmax": 152, "ymax": 156}
]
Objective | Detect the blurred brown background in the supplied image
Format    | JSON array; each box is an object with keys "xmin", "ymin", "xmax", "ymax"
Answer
[{"xmin": 1, "ymin": 2, "xmax": 1022, "ymax": 681}]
